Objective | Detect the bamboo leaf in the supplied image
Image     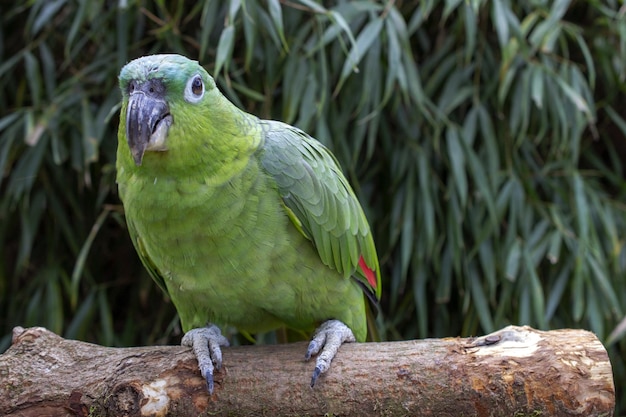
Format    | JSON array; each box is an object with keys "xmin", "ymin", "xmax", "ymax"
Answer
[
  {"xmin": 65, "ymin": 290, "xmax": 96, "ymax": 340},
  {"xmin": 505, "ymin": 239, "xmax": 522, "ymax": 282},
  {"xmin": 469, "ymin": 265, "xmax": 495, "ymax": 333},
  {"xmin": 463, "ymin": 3, "xmax": 477, "ymax": 63},
  {"xmin": 530, "ymin": 65, "xmax": 544, "ymax": 109},
  {"xmin": 417, "ymin": 152, "xmax": 435, "ymax": 253},
  {"xmin": 66, "ymin": 0, "xmax": 88, "ymax": 55},
  {"xmin": 572, "ymin": 255, "xmax": 585, "ymax": 322},
  {"xmin": 587, "ymin": 255, "xmax": 623, "ymax": 317},
  {"xmin": 573, "ymin": 32, "xmax": 595, "ymax": 89},
  {"xmin": 476, "ymin": 104, "xmax": 499, "ymax": 188},
  {"xmin": 546, "ymin": 231, "xmax": 562, "ymax": 264},
  {"xmin": 383, "ymin": 17, "xmax": 403, "ymax": 104},
  {"xmin": 336, "ymin": 17, "xmax": 383, "ymax": 93},
  {"xmin": 498, "ymin": 44, "xmax": 519, "ymax": 103},
  {"xmin": 606, "ymin": 315, "xmax": 626, "ymax": 345},
  {"xmin": 492, "ymin": 0, "xmax": 510, "ymax": 47},
  {"xmin": 555, "ymin": 76, "xmax": 593, "ymax": 119},
  {"xmin": 81, "ymin": 97, "xmax": 98, "ymax": 165},
  {"xmin": 545, "ymin": 263, "xmax": 570, "ymax": 321},
  {"xmin": 296, "ymin": 0, "xmax": 327, "ymax": 14},
  {"xmin": 605, "ymin": 105, "xmax": 626, "ymax": 136},
  {"xmin": 436, "ymin": 243, "xmax": 453, "ymax": 303},
  {"xmin": 443, "ymin": 0, "xmax": 463, "ymax": 20},
  {"xmin": 446, "ymin": 128, "xmax": 467, "ymax": 208},
  {"xmin": 242, "ymin": 5, "xmax": 258, "ymax": 72},
  {"xmin": 45, "ymin": 270, "xmax": 64, "ymax": 335},
  {"xmin": 24, "ymin": 51, "xmax": 42, "ymax": 108},
  {"xmin": 71, "ymin": 209, "xmax": 110, "ymax": 309},
  {"xmin": 549, "ymin": 0, "xmax": 571, "ymax": 23},
  {"xmin": 413, "ymin": 265, "xmax": 429, "ymax": 339},
  {"xmin": 586, "ymin": 284, "xmax": 604, "ymax": 338},
  {"xmin": 32, "ymin": 0, "xmax": 65, "ymax": 36},
  {"xmin": 460, "ymin": 133, "xmax": 498, "ymax": 228},
  {"xmin": 312, "ymin": 10, "xmax": 356, "ymax": 54},
  {"xmin": 267, "ymin": 0, "xmax": 289, "ymax": 51},
  {"xmin": 523, "ymin": 247, "xmax": 546, "ymax": 329},
  {"xmin": 214, "ymin": 25, "xmax": 235, "ymax": 77},
  {"xmin": 400, "ymin": 173, "xmax": 415, "ymax": 280},
  {"xmin": 407, "ymin": 0, "xmax": 435, "ymax": 33},
  {"xmin": 199, "ymin": 1, "xmax": 220, "ymax": 62},
  {"xmin": 573, "ymin": 173, "xmax": 589, "ymax": 241},
  {"xmin": 478, "ymin": 239, "xmax": 496, "ymax": 298},
  {"xmin": 228, "ymin": 0, "xmax": 242, "ymax": 22},
  {"xmin": 17, "ymin": 190, "xmax": 47, "ymax": 273},
  {"xmin": 98, "ymin": 289, "xmax": 115, "ymax": 346}
]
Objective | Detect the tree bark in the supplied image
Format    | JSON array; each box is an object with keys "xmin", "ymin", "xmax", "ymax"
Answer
[{"xmin": 0, "ymin": 325, "xmax": 614, "ymax": 417}]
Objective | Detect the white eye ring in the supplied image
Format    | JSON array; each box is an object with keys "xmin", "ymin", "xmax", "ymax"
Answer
[{"xmin": 184, "ymin": 74, "xmax": 204, "ymax": 103}]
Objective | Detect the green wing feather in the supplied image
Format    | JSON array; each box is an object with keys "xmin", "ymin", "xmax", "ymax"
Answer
[
  {"xmin": 124, "ymin": 214, "xmax": 170, "ymax": 296},
  {"xmin": 259, "ymin": 121, "xmax": 381, "ymax": 298}
]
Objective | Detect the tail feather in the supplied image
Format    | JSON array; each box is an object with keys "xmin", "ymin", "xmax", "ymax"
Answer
[{"xmin": 358, "ymin": 255, "xmax": 377, "ymax": 290}]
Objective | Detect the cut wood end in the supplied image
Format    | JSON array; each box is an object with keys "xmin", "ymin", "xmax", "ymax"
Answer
[
  {"xmin": 11, "ymin": 326, "xmax": 54, "ymax": 345},
  {"xmin": 469, "ymin": 325, "xmax": 542, "ymax": 357}
]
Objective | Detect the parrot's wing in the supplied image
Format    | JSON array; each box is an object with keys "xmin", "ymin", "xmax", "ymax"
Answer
[
  {"xmin": 259, "ymin": 121, "xmax": 380, "ymax": 298},
  {"xmin": 125, "ymin": 216, "xmax": 170, "ymax": 296}
]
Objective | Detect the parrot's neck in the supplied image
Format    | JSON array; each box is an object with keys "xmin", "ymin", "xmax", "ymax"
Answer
[{"xmin": 129, "ymin": 105, "xmax": 263, "ymax": 185}]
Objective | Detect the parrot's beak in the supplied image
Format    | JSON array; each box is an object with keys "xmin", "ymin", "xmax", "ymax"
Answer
[{"xmin": 126, "ymin": 90, "xmax": 172, "ymax": 166}]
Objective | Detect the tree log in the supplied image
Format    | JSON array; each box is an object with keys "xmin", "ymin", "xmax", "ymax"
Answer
[{"xmin": 0, "ymin": 325, "xmax": 614, "ymax": 417}]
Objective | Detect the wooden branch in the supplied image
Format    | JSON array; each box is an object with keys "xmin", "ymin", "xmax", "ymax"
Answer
[{"xmin": 0, "ymin": 325, "xmax": 614, "ymax": 416}]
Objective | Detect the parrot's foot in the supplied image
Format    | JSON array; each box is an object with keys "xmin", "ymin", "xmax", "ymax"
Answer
[
  {"xmin": 305, "ymin": 319, "xmax": 356, "ymax": 387},
  {"xmin": 181, "ymin": 325, "xmax": 230, "ymax": 394}
]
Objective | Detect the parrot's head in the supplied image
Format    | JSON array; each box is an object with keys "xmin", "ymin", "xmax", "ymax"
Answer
[{"xmin": 118, "ymin": 54, "xmax": 247, "ymax": 168}]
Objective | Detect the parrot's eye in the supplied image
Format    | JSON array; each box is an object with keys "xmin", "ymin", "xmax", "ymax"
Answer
[
  {"xmin": 192, "ymin": 77, "xmax": 203, "ymax": 95},
  {"xmin": 184, "ymin": 75, "xmax": 205, "ymax": 104}
]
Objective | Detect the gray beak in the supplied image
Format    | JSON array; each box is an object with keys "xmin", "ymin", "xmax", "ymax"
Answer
[{"xmin": 125, "ymin": 81, "xmax": 171, "ymax": 166}]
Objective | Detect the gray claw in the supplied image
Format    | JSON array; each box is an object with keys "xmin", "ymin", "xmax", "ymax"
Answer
[
  {"xmin": 305, "ymin": 320, "xmax": 356, "ymax": 387},
  {"xmin": 206, "ymin": 373, "xmax": 214, "ymax": 393},
  {"xmin": 305, "ymin": 339, "xmax": 319, "ymax": 361},
  {"xmin": 182, "ymin": 325, "xmax": 229, "ymax": 394},
  {"xmin": 310, "ymin": 366, "xmax": 322, "ymax": 387}
]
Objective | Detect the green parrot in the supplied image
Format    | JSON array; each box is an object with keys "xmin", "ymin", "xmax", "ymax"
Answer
[{"xmin": 116, "ymin": 54, "xmax": 380, "ymax": 392}]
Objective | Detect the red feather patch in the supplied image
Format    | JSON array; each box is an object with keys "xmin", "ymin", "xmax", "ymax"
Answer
[{"xmin": 359, "ymin": 255, "xmax": 377, "ymax": 289}]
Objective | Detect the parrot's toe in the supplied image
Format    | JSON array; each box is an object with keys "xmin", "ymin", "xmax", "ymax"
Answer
[
  {"xmin": 181, "ymin": 325, "xmax": 230, "ymax": 394},
  {"xmin": 305, "ymin": 319, "xmax": 356, "ymax": 387}
]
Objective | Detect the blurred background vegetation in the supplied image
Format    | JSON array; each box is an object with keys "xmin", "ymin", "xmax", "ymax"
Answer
[{"xmin": 1, "ymin": 0, "xmax": 625, "ymax": 412}]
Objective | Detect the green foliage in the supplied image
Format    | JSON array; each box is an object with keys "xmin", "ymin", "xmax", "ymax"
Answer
[{"xmin": 1, "ymin": 0, "xmax": 625, "ymax": 412}]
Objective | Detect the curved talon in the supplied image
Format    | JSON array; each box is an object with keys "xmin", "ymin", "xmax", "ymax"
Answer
[
  {"xmin": 305, "ymin": 320, "xmax": 355, "ymax": 387},
  {"xmin": 208, "ymin": 333, "xmax": 226, "ymax": 369},
  {"xmin": 305, "ymin": 339, "xmax": 320, "ymax": 361},
  {"xmin": 181, "ymin": 325, "xmax": 229, "ymax": 394},
  {"xmin": 310, "ymin": 366, "xmax": 322, "ymax": 387},
  {"xmin": 206, "ymin": 373, "xmax": 214, "ymax": 394}
]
